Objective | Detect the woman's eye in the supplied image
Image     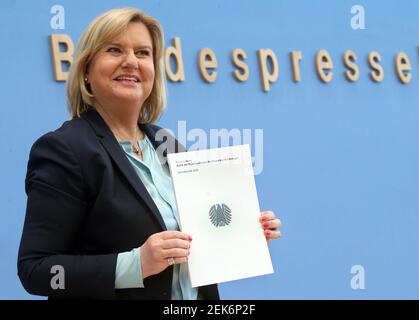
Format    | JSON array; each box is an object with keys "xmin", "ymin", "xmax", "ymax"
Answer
[
  {"xmin": 136, "ymin": 50, "xmax": 151, "ymax": 57},
  {"xmin": 107, "ymin": 47, "xmax": 121, "ymax": 53}
]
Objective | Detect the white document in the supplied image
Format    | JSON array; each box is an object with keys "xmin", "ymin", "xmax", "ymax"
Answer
[{"xmin": 167, "ymin": 145, "xmax": 274, "ymax": 288}]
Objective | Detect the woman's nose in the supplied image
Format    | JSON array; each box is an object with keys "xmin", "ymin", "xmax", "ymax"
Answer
[{"xmin": 122, "ymin": 51, "xmax": 139, "ymax": 69}]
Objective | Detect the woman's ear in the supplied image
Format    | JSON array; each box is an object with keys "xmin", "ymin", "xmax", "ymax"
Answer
[
  {"xmin": 84, "ymin": 67, "xmax": 89, "ymax": 83},
  {"xmin": 84, "ymin": 70, "xmax": 93, "ymax": 95}
]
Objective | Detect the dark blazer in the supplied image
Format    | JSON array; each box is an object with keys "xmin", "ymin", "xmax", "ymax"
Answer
[{"xmin": 18, "ymin": 109, "xmax": 219, "ymax": 300}]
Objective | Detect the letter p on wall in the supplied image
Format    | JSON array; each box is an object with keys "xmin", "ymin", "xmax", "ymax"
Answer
[{"xmin": 258, "ymin": 49, "xmax": 278, "ymax": 92}]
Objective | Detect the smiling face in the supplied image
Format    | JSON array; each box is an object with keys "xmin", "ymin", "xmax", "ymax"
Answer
[{"xmin": 86, "ymin": 22, "xmax": 155, "ymax": 112}]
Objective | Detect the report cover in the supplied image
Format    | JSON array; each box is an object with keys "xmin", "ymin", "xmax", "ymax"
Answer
[{"xmin": 167, "ymin": 145, "xmax": 274, "ymax": 287}]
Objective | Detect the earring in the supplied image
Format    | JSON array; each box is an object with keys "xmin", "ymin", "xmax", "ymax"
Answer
[{"xmin": 84, "ymin": 77, "xmax": 88, "ymax": 82}]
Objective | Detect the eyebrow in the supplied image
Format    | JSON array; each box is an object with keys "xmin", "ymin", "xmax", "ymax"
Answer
[{"xmin": 107, "ymin": 43, "xmax": 153, "ymax": 50}]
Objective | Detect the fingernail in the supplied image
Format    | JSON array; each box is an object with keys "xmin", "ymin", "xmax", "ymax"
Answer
[
  {"xmin": 263, "ymin": 222, "xmax": 269, "ymax": 228},
  {"xmin": 188, "ymin": 236, "xmax": 193, "ymax": 241},
  {"xmin": 266, "ymin": 230, "xmax": 271, "ymax": 236}
]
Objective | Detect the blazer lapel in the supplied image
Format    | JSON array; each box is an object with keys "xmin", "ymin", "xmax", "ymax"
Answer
[
  {"xmin": 82, "ymin": 109, "xmax": 167, "ymax": 231},
  {"xmin": 140, "ymin": 123, "xmax": 186, "ymax": 161}
]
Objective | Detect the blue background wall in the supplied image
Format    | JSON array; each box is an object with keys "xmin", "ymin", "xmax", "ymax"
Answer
[{"xmin": 1, "ymin": 0, "xmax": 418, "ymax": 299}]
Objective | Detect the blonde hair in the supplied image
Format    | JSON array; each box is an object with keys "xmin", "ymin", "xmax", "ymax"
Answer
[{"xmin": 66, "ymin": 7, "xmax": 166, "ymax": 124}]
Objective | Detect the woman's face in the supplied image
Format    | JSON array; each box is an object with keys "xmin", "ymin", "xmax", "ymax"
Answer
[{"xmin": 87, "ymin": 22, "xmax": 155, "ymax": 110}]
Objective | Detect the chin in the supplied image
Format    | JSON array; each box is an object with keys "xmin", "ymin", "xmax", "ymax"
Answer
[
  {"xmin": 115, "ymin": 91, "xmax": 148, "ymax": 102},
  {"xmin": 117, "ymin": 95, "xmax": 148, "ymax": 106}
]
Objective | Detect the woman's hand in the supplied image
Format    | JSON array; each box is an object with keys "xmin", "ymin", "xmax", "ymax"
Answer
[
  {"xmin": 140, "ymin": 231, "xmax": 192, "ymax": 279},
  {"xmin": 259, "ymin": 211, "xmax": 282, "ymax": 241}
]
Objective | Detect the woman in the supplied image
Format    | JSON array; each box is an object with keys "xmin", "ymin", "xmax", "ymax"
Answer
[{"xmin": 18, "ymin": 7, "xmax": 282, "ymax": 300}]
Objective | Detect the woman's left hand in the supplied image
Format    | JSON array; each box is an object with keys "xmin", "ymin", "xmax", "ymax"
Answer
[{"xmin": 259, "ymin": 211, "xmax": 282, "ymax": 241}]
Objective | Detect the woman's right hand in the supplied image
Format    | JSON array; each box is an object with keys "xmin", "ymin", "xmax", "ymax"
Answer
[{"xmin": 140, "ymin": 231, "xmax": 192, "ymax": 279}]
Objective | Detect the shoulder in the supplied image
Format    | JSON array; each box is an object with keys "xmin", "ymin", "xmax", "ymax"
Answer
[
  {"xmin": 30, "ymin": 115, "xmax": 102, "ymax": 165},
  {"xmin": 142, "ymin": 123, "xmax": 167, "ymax": 137},
  {"xmin": 26, "ymin": 118, "xmax": 90, "ymax": 198},
  {"xmin": 141, "ymin": 123, "xmax": 186, "ymax": 154},
  {"xmin": 33, "ymin": 116, "xmax": 93, "ymax": 148}
]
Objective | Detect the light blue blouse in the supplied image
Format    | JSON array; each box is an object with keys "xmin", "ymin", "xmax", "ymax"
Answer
[{"xmin": 113, "ymin": 135, "xmax": 198, "ymax": 300}]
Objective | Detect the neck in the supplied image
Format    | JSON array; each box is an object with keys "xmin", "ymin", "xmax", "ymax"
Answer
[{"xmin": 95, "ymin": 103, "xmax": 144, "ymax": 142}]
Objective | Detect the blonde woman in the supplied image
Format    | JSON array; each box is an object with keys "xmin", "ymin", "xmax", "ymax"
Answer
[{"xmin": 18, "ymin": 7, "xmax": 282, "ymax": 300}]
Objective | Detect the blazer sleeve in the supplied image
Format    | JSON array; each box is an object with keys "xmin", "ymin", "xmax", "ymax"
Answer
[{"xmin": 18, "ymin": 132, "xmax": 118, "ymax": 298}]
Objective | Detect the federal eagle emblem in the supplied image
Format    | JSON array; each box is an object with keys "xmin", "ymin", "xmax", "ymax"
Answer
[{"xmin": 209, "ymin": 203, "xmax": 232, "ymax": 227}]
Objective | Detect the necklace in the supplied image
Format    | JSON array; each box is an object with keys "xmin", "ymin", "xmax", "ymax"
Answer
[
  {"xmin": 112, "ymin": 125, "xmax": 143, "ymax": 159},
  {"xmin": 97, "ymin": 107, "xmax": 143, "ymax": 159},
  {"xmin": 131, "ymin": 128, "xmax": 143, "ymax": 159},
  {"xmin": 132, "ymin": 139, "xmax": 141, "ymax": 156}
]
